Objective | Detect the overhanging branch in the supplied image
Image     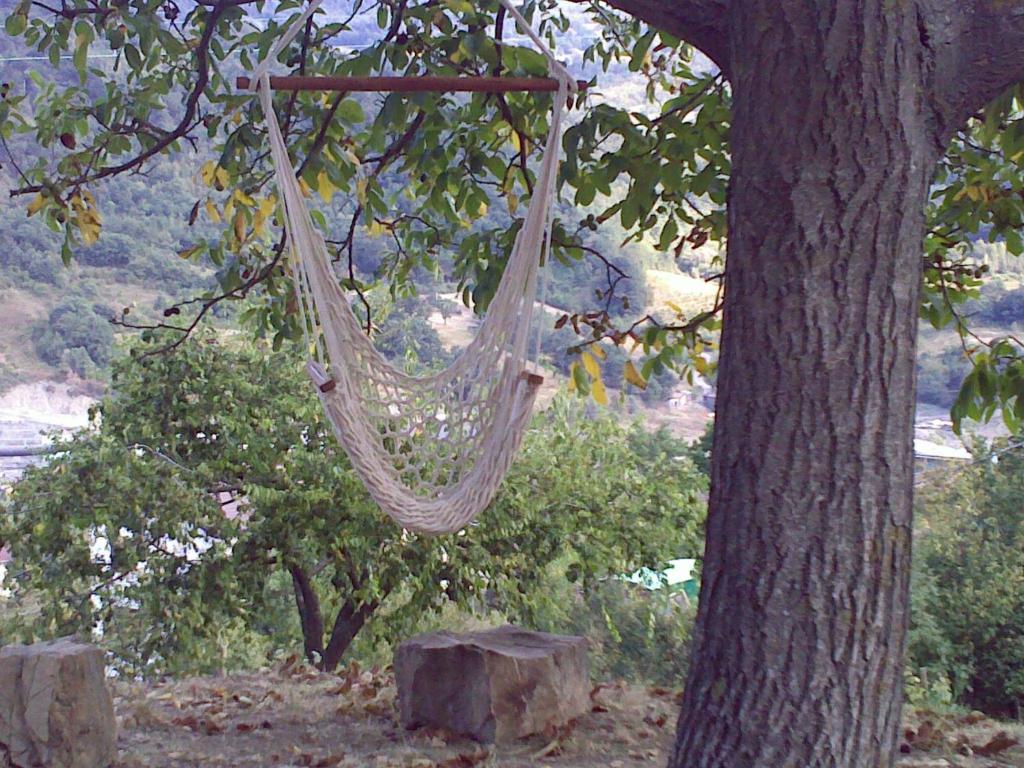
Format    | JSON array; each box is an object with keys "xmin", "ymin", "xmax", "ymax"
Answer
[
  {"xmin": 596, "ymin": 0, "xmax": 730, "ymax": 77},
  {"xmin": 937, "ymin": 0, "xmax": 1024, "ymax": 128}
]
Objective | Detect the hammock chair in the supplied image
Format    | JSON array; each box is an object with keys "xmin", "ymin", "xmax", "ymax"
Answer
[{"xmin": 248, "ymin": 0, "xmax": 576, "ymax": 534}]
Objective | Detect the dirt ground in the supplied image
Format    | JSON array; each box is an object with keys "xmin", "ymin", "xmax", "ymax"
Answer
[{"xmin": 111, "ymin": 662, "xmax": 1024, "ymax": 768}]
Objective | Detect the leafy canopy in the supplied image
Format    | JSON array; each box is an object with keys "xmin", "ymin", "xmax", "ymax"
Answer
[
  {"xmin": 1, "ymin": 331, "xmax": 707, "ymax": 674},
  {"xmin": 1, "ymin": 0, "xmax": 1023, "ymax": 426}
]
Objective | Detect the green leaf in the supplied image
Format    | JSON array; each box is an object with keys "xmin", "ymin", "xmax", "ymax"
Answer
[
  {"xmin": 657, "ymin": 218, "xmax": 679, "ymax": 252},
  {"xmin": 1005, "ymin": 229, "xmax": 1023, "ymax": 257},
  {"xmin": 73, "ymin": 23, "xmax": 92, "ymax": 82},
  {"xmin": 4, "ymin": 11, "xmax": 27, "ymax": 36},
  {"xmin": 336, "ymin": 99, "xmax": 365, "ymax": 125},
  {"xmin": 124, "ymin": 44, "xmax": 142, "ymax": 71}
]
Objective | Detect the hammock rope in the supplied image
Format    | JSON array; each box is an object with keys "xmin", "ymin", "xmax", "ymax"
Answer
[{"xmin": 252, "ymin": 0, "xmax": 574, "ymax": 534}]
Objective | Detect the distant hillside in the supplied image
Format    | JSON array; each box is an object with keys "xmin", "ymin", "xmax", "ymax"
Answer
[
  {"xmin": 0, "ymin": 1, "xmax": 677, "ymax": 398},
  {"xmin": 4, "ymin": 0, "xmax": 1020, "ymax": 423}
]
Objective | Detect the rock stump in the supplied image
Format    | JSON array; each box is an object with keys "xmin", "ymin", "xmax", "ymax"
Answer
[
  {"xmin": 0, "ymin": 638, "xmax": 116, "ymax": 768},
  {"xmin": 394, "ymin": 625, "xmax": 589, "ymax": 743}
]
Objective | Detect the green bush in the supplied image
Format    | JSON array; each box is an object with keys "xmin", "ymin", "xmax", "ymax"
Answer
[
  {"xmin": 910, "ymin": 442, "xmax": 1024, "ymax": 716},
  {"xmin": 916, "ymin": 344, "xmax": 972, "ymax": 409},
  {"xmin": 32, "ymin": 296, "xmax": 114, "ymax": 375},
  {"xmin": 375, "ymin": 296, "xmax": 451, "ymax": 369},
  {"xmin": 540, "ymin": 575, "xmax": 696, "ymax": 685},
  {"xmin": 0, "ymin": 360, "xmax": 17, "ymax": 394}
]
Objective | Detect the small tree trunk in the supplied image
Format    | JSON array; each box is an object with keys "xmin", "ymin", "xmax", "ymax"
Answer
[
  {"xmin": 670, "ymin": 3, "xmax": 945, "ymax": 766},
  {"xmin": 322, "ymin": 600, "xmax": 380, "ymax": 672},
  {"xmin": 290, "ymin": 565, "xmax": 325, "ymax": 665}
]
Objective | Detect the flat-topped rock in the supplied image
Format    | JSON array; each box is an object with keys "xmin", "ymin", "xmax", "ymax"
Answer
[
  {"xmin": 394, "ymin": 625, "xmax": 589, "ymax": 744},
  {"xmin": 0, "ymin": 638, "xmax": 116, "ymax": 768}
]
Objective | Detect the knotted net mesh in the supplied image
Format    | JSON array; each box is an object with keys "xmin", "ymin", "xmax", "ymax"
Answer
[{"xmin": 254, "ymin": 0, "xmax": 572, "ymax": 533}]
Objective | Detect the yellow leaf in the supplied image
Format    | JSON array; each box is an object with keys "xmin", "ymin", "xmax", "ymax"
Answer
[
  {"xmin": 581, "ymin": 351, "xmax": 600, "ymax": 378},
  {"xmin": 223, "ymin": 197, "xmax": 235, "ymax": 222},
  {"xmin": 592, "ymin": 344, "xmax": 606, "ymax": 360},
  {"xmin": 367, "ymin": 221, "xmax": 385, "ymax": 237},
  {"xmin": 317, "ymin": 170, "xmax": 336, "ymax": 204},
  {"xmin": 299, "ymin": 178, "xmax": 313, "ymax": 198},
  {"xmin": 344, "ymin": 148, "xmax": 361, "ymax": 166},
  {"xmin": 258, "ymin": 195, "xmax": 276, "ymax": 218},
  {"xmin": 591, "ymin": 377, "xmax": 608, "ymax": 406},
  {"xmin": 26, "ymin": 193, "xmax": 46, "ymax": 217},
  {"xmin": 200, "ymin": 160, "xmax": 216, "ymax": 186},
  {"xmin": 624, "ymin": 360, "xmax": 647, "ymax": 390},
  {"xmin": 506, "ymin": 192, "xmax": 518, "ymax": 215},
  {"xmin": 233, "ymin": 210, "xmax": 246, "ymax": 243},
  {"xmin": 79, "ymin": 221, "xmax": 100, "ymax": 245},
  {"xmin": 204, "ymin": 199, "xmax": 222, "ymax": 224},
  {"xmin": 355, "ymin": 177, "xmax": 367, "ymax": 204},
  {"xmin": 510, "ymin": 131, "xmax": 522, "ymax": 153},
  {"xmin": 252, "ymin": 196, "xmax": 275, "ymax": 236},
  {"xmin": 233, "ymin": 189, "xmax": 255, "ymax": 207},
  {"xmin": 477, "ymin": 200, "xmax": 488, "ymax": 217},
  {"xmin": 214, "ymin": 166, "xmax": 229, "ymax": 190}
]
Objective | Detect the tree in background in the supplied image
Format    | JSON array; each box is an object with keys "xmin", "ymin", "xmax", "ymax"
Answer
[
  {"xmin": 32, "ymin": 294, "xmax": 115, "ymax": 376},
  {"xmin": 4, "ymin": 0, "xmax": 1024, "ymax": 763},
  {"xmin": 1, "ymin": 331, "xmax": 706, "ymax": 675},
  {"xmin": 373, "ymin": 295, "xmax": 452, "ymax": 370}
]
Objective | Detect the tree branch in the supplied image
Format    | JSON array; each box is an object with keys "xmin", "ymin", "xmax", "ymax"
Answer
[
  {"xmin": 322, "ymin": 595, "xmax": 383, "ymax": 671},
  {"xmin": 937, "ymin": 0, "xmax": 1024, "ymax": 130},
  {"xmin": 10, "ymin": 0, "xmax": 228, "ymax": 198},
  {"xmin": 593, "ymin": 0, "xmax": 730, "ymax": 77}
]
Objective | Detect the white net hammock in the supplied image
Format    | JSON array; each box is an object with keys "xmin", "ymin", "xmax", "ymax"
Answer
[{"xmin": 251, "ymin": 0, "xmax": 574, "ymax": 534}]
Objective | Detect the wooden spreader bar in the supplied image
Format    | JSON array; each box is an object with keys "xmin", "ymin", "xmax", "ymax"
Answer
[{"xmin": 236, "ymin": 75, "xmax": 586, "ymax": 93}]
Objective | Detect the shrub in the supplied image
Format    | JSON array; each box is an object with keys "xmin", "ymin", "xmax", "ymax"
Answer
[
  {"xmin": 911, "ymin": 442, "xmax": 1024, "ymax": 716},
  {"xmin": 917, "ymin": 345, "xmax": 972, "ymax": 408},
  {"xmin": 543, "ymin": 576, "xmax": 696, "ymax": 685},
  {"xmin": 33, "ymin": 296, "xmax": 114, "ymax": 374}
]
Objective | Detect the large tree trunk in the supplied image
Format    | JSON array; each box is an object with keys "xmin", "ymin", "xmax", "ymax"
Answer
[{"xmin": 669, "ymin": 4, "xmax": 943, "ymax": 767}]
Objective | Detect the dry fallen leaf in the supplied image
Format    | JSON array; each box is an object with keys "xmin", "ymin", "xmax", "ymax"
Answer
[
  {"xmin": 644, "ymin": 713, "xmax": 668, "ymax": 728},
  {"xmin": 974, "ymin": 731, "xmax": 1019, "ymax": 756},
  {"xmin": 531, "ymin": 739, "xmax": 563, "ymax": 759},
  {"xmin": 434, "ymin": 748, "xmax": 488, "ymax": 768}
]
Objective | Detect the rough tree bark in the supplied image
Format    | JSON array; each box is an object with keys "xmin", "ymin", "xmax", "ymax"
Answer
[{"xmin": 598, "ymin": 1, "xmax": 1024, "ymax": 766}]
